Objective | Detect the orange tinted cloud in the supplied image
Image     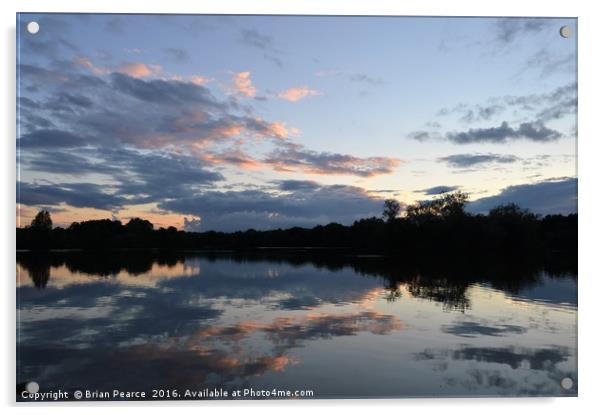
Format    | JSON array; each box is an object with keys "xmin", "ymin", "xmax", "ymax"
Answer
[
  {"xmin": 191, "ymin": 311, "xmax": 404, "ymax": 346},
  {"xmin": 265, "ymin": 143, "xmax": 402, "ymax": 177},
  {"xmin": 73, "ymin": 56, "xmax": 109, "ymax": 75},
  {"xmin": 278, "ymin": 86, "xmax": 322, "ymax": 102},
  {"xmin": 118, "ymin": 62, "xmax": 162, "ymax": 78},
  {"xmin": 74, "ymin": 56, "xmax": 162, "ymax": 79},
  {"xmin": 298, "ymin": 156, "xmax": 401, "ymax": 177},
  {"xmin": 190, "ymin": 75, "xmax": 210, "ymax": 85},
  {"xmin": 232, "ymin": 71, "xmax": 256, "ymax": 97},
  {"xmin": 201, "ymin": 150, "xmax": 263, "ymax": 169},
  {"xmin": 255, "ymin": 120, "xmax": 292, "ymax": 140}
]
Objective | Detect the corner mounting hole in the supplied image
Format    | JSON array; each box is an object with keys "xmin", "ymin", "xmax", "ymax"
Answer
[
  {"xmin": 27, "ymin": 21, "xmax": 39, "ymax": 34},
  {"xmin": 561, "ymin": 377, "xmax": 573, "ymax": 390},
  {"xmin": 26, "ymin": 381, "xmax": 39, "ymax": 393},
  {"xmin": 559, "ymin": 25, "xmax": 571, "ymax": 38}
]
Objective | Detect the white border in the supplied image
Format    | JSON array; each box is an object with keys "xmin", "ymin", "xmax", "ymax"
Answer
[{"xmin": 2, "ymin": 0, "xmax": 601, "ymax": 414}]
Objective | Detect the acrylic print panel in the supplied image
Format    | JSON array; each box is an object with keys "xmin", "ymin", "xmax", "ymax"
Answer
[{"xmin": 16, "ymin": 14, "xmax": 577, "ymax": 401}]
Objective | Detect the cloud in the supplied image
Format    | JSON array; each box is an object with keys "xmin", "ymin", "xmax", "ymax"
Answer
[
  {"xmin": 18, "ymin": 129, "xmax": 86, "ymax": 148},
  {"xmin": 276, "ymin": 180, "xmax": 321, "ymax": 192},
  {"xmin": 109, "ymin": 72, "xmax": 219, "ymax": 107},
  {"xmin": 446, "ymin": 121, "xmax": 562, "ymax": 144},
  {"xmin": 522, "ymin": 49, "xmax": 576, "ymax": 78},
  {"xmin": 493, "ymin": 18, "xmax": 551, "ymax": 44},
  {"xmin": 160, "ymin": 182, "xmax": 385, "ymax": 232},
  {"xmin": 239, "ymin": 29, "xmax": 283, "ymax": 67},
  {"xmin": 47, "ymin": 92, "xmax": 94, "ymax": 111},
  {"xmin": 19, "ymin": 147, "xmax": 225, "ymax": 209},
  {"xmin": 438, "ymin": 103, "xmax": 505, "ymax": 123},
  {"xmin": 506, "ymin": 83, "xmax": 576, "ymax": 113},
  {"xmin": 189, "ymin": 75, "xmax": 210, "ymax": 85},
  {"xmin": 452, "ymin": 346, "xmax": 569, "ymax": 370},
  {"xmin": 407, "ymin": 131, "xmax": 438, "ymax": 141},
  {"xmin": 194, "ymin": 311, "xmax": 402, "ymax": 347},
  {"xmin": 117, "ymin": 62, "xmax": 162, "ymax": 78},
  {"xmin": 200, "ymin": 150, "xmax": 263, "ymax": 169},
  {"xmin": 315, "ymin": 69, "xmax": 383, "ymax": 86},
  {"xmin": 231, "ymin": 71, "xmax": 256, "ymax": 97},
  {"xmin": 429, "ymin": 83, "xmax": 576, "ymax": 138},
  {"xmin": 315, "ymin": 69, "xmax": 341, "ymax": 77},
  {"xmin": 105, "ymin": 16, "xmax": 125, "ymax": 34},
  {"xmin": 73, "ymin": 56, "xmax": 109, "ymax": 75},
  {"xmin": 18, "ymin": 182, "xmax": 126, "ymax": 211},
  {"xmin": 468, "ymin": 177, "xmax": 577, "ymax": 215},
  {"xmin": 240, "ymin": 28, "xmax": 273, "ymax": 50},
  {"xmin": 24, "ymin": 150, "xmax": 115, "ymax": 176},
  {"xmin": 461, "ymin": 104, "xmax": 504, "ymax": 123},
  {"xmin": 197, "ymin": 142, "xmax": 400, "ymax": 178},
  {"xmin": 442, "ymin": 321, "xmax": 526, "ymax": 338},
  {"xmin": 416, "ymin": 345, "xmax": 570, "ymax": 372},
  {"xmin": 417, "ymin": 185, "xmax": 460, "ymax": 195},
  {"xmin": 438, "ymin": 153, "xmax": 520, "ymax": 168},
  {"xmin": 278, "ymin": 86, "xmax": 322, "ymax": 102},
  {"xmin": 18, "ymin": 66, "xmax": 294, "ymax": 154},
  {"xmin": 74, "ymin": 56, "xmax": 162, "ymax": 79},
  {"xmin": 537, "ymin": 97, "xmax": 577, "ymax": 122},
  {"xmin": 264, "ymin": 142, "xmax": 401, "ymax": 177},
  {"xmin": 101, "ymin": 148, "xmax": 225, "ymax": 202},
  {"xmin": 164, "ymin": 47, "xmax": 189, "ymax": 62},
  {"xmin": 348, "ymin": 73, "xmax": 383, "ymax": 85}
]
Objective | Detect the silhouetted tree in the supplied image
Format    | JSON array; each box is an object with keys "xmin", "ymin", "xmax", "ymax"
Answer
[
  {"xmin": 489, "ymin": 203, "xmax": 536, "ymax": 220},
  {"xmin": 406, "ymin": 191, "xmax": 469, "ymax": 221},
  {"xmin": 125, "ymin": 218, "xmax": 153, "ymax": 233},
  {"xmin": 29, "ymin": 210, "xmax": 52, "ymax": 230},
  {"xmin": 382, "ymin": 199, "xmax": 401, "ymax": 222},
  {"xmin": 439, "ymin": 191, "xmax": 469, "ymax": 217}
]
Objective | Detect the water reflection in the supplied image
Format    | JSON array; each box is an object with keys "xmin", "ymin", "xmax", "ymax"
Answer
[{"xmin": 16, "ymin": 251, "xmax": 577, "ymax": 399}]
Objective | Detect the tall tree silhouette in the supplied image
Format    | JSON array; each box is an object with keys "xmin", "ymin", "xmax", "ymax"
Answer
[
  {"xmin": 382, "ymin": 199, "xmax": 401, "ymax": 222},
  {"xmin": 29, "ymin": 210, "xmax": 52, "ymax": 230}
]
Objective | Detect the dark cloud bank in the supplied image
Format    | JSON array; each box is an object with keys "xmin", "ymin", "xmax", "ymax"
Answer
[
  {"xmin": 468, "ymin": 177, "xmax": 577, "ymax": 215},
  {"xmin": 438, "ymin": 153, "xmax": 519, "ymax": 168}
]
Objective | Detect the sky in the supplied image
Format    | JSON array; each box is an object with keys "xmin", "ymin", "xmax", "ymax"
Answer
[{"xmin": 16, "ymin": 14, "xmax": 577, "ymax": 231}]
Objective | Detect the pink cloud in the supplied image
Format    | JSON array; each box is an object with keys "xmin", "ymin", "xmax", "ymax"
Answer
[
  {"xmin": 189, "ymin": 75, "xmax": 210, "ymax": 85},
  {"xmin": 73, "ymin": 56, "xmax": 109, "ymax": 76},
  {"xmin": 278, "ymin": 86, "xmax": 322, "ymax": 102},
  {"xmin": 200, "ymin": 150, "xmax": 263, "ymax": 169},
  {"xmin": 232, "ymin": 71, "xmax": 256, "ymax": 97},
  {"xmin": 253, "ymin": 120, "xmax": 293, "ymax": 140},
  {"xmin": 117, "ymin": 62, "xmax": 162, "ymax": 78},
  {"xmin": 264, "ymin": 142, "xmax": 402, "ymax": 177},
  {"xmin": 74, "ymin": 56, "xmax": 162, "ymax": 79}
]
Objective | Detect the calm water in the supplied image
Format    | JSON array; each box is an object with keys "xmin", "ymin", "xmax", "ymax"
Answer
[{"xmin": 16, "ymin": 251, "xmax": 577, "ymax": 399}]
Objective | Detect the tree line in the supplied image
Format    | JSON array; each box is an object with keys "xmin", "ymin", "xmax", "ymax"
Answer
[{"xmin": 17, "ymin": 192, "xmax": 577, "ymax": 258}]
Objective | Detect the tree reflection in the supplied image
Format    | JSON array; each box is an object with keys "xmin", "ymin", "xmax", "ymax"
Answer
[
  {"xmin": 17, "ymin": 250, "xmax": 576, "ymax": 311},
  {"xmin": 17, "ymin": 251, "xmax": 188, "ymax": 283},
  {"xmin": 406, "ymin": 277, "xmax": 471, "ymax": 311},
  {"xmin": 19, "ymin": 260, "xmax": 50, "ymax": 289}
]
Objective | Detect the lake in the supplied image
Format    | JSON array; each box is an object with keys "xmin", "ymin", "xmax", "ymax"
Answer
[{"xmin": 16, "ymin": 251, "xmax": 577, "ymax": 399}]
